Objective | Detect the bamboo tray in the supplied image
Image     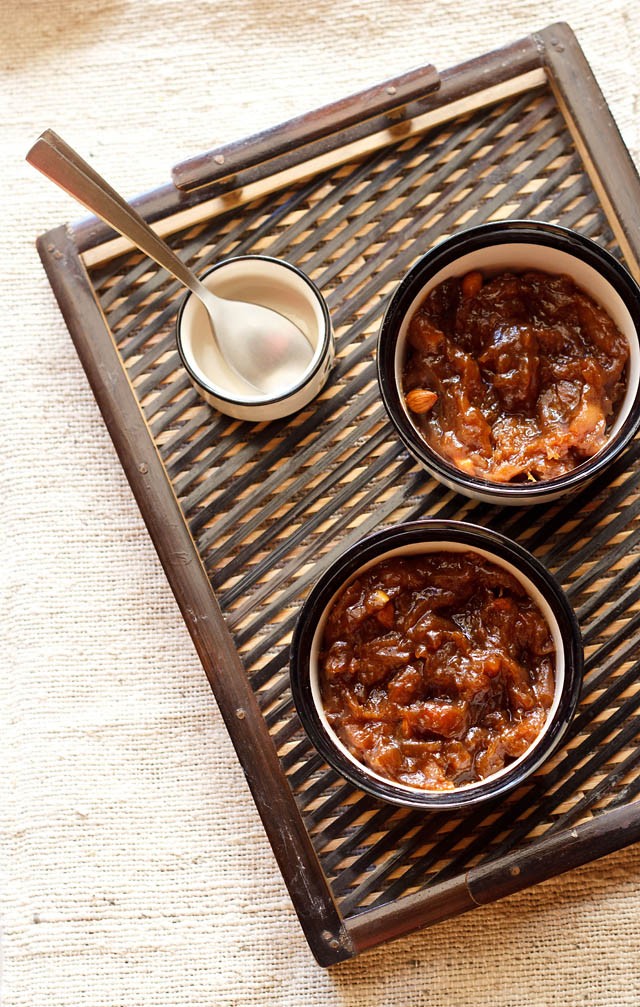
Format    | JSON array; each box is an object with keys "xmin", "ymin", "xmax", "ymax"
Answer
[{"xmin": 37, "ymin": 22, "xmax": 640, "ymax": 967}]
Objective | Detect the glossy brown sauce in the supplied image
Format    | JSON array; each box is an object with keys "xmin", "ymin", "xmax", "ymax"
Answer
[
  {"xmin": 319, "ymin": 551, "xmax": 555, "ymax": 791},
  {"xmin": 402, "ymin": 270, "xmax": 629, "ymax": 483}
]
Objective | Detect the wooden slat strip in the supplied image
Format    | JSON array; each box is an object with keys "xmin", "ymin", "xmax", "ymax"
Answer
[
  {"xmin": 460, "ymin": 135, "xmax": 575, "ymax": 229},
  {"xmin": 457, "ymin": 692, "xmax": 640, "ymax": 871},
  {"xmin": 204, "ymin": 422, "xmax": 390, "ymax": 577},
  {"xmin": 287, "ymin": 752, "xmax": 326, "ymax": 789},
  {"xmin": 99, "ymin": 253, "xmax": 162, "ymax": 313},
  {"xmin": 320, "ymin": 806, "xmax": 421, "ymax": 877},
  {"xmin": 556, "ymin": 493, "xmax": 640, "ymax": 587},
  {"xmin": 155, "ymin": 403, "xmax": 218, "ymax": 460},
  {"xmin": 164, "ymin": 99, "xmax": 551, "ymax": 531},
  {"xmin": 509, "ymin": 150, "xmax": 583, "ymax": 217},
  {"xmin": 127, "ymin": 331, "xmax": 177, "ymax": 381},
  {"xmin": 171, "ymin": 64, "xmax": 440, "ymax": 191},
  {"xmin": 557, "ymin": 193, "xmax": 611, "ymax": 237},
  {"xmin": 73, "ymin": 38, "xmax": 544, "ymax": 263},
  {"xmin": 307, "ymin": 791, "xmax": 378, "ymax": 840},
  {"xmin": 166, "ymin": 411, "xmax": 256, "ymax": 487},
  {"xmin": 110, "ymin": 171, "xmax": 333, "ymax": 334},
  {"xmin": 574, "ymin": 537, "xmax": 640, "ymax": 618},
  {"xmin": 263, "ymin": 139, "xmax": 424, "ymax": 262},
  {"xmin": 280, "ymin": 735, "xmax": 317, "ymax": 772},
  {"xmin": 118, "ymin": 292, "xmax": 180, "ymax": 361},
  {"xmin": 134, "ymin": 350, "xmax": 183, "ymax": 401},
  {"xmin": 357, "ymin": 798, "xmax": 514, "ymax": 912},
  {"xmin": 581, "ymin": 574, "xmax": 640, "ymax": 647},
  {"xmin": 141, "ymin": 370, "xmax": 192, "ymax": 421},
  {"xmin": 269, "ymin": 708, "xmax": 300, "ymax": 749},
  {"xmin": 583, "ymin": 605, "xmax": 640, "ymax": 679},
  {"xmin": 150, "ymin": 387, "xmax": 203, "ymax": 440},
  {"xmin": 90, "ymin": 249, "xmax": 141, "ymax": 296},
  {"xmin": 185, "ymin": 345, "xmax": 382, "ymax": 534},
  {"xmin": 292, "ymin": 95, "xmax": 529, "ymax": 277},
  {"xmin": 499, "ymin": 440, "xmax": 640, "ymax": 559},
  {"xmin": 606, "ymin": 777, "xmax": 640, "ymax": 812},
  {"xmin": 319, "ymin": 93, "xmax": 554, "ymax": 295},
  {"xmin": 236, "ymin": 472, "xmax": 450, "ymax": 673},
  {"xmin": 294, "ymin": 769, "xmax": 343, "ymax": 814},
  {"xmin": 253, "ymin": 658, "xmax": 289, "ymax": 703},
  {"xmin": 427, "ymin": 652, "xmax": 640, "ymax": 873}
]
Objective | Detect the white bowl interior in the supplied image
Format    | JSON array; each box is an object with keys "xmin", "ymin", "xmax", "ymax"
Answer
[
  {"xmin": 179, "ymin": 258, "xmax": 328, "ymax": 402},
  {"xmin": 394, "ymin": 241, "xmax": 640, "ymax": 447},
  {"xmin": 309, "ymin": 541, "xmax": 566, "ymax": 796}
]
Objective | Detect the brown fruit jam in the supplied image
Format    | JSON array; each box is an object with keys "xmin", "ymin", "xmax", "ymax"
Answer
[
  {"xmin": 402, "ymin": 270, "xmax": 629, "ymax": 483},
  {"xmin": 319, "ymin": 551, "xmax": 555, "ymax": 791}
]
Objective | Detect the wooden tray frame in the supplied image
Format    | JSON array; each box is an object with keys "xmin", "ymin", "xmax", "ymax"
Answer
[{"xmin": 35, "ymin": 22, "xmax": 640, "ymax": 966}]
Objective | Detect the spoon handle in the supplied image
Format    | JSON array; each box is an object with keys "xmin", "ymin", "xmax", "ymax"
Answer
[{"xmin": 26, "ymin": 129, "xmax": 211, "ymax": 300}]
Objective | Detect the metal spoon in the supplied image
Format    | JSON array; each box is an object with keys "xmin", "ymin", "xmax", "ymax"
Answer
[{"xmin": 26, "ymin": 129, "xmax": 314, "ymax": 396}]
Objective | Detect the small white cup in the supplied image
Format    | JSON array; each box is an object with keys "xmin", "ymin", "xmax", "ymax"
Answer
[{"xmin": 176, "ymin": 255, "xmax": 334, "ymax": 421}]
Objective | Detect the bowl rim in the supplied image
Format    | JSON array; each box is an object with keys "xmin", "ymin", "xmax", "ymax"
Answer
[
  {"xmin": 290, "ymin": 519, "xmax": 583, "ymax": 810},
  {"xmin": 176, "ymin": 254, "xmax": 333, "ymax": 407},
  {"xmin": 377, "ymin": 219, "xmax": 640, "ymax": 501}
]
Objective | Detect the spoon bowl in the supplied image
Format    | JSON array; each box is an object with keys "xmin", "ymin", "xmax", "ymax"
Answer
[
  {"xmin": 177, "ymin": 255, "xmax": 334, "ymax": 421},
  {"xmin": 199, "ymin": 283, "xmax": 314, "ymax": 397}
]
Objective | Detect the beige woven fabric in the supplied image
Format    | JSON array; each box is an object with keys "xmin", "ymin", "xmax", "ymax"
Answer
[{"xmin": 3, "ymin": 1, "xmax": 640, "ymax": 1004}]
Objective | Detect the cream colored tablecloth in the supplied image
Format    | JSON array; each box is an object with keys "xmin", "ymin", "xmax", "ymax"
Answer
[{"xmin": 3, "ymin": 2, "xmax": 640, "ymax": 1004}]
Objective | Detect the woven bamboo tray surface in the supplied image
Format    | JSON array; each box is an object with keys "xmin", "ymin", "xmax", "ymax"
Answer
[
  {"xmin": 37, "ymin": 27, "xmax": 640, "ymax": 966},
  {"xmin": 91, "ymin": 89, "xmax": 638, "ymax": 886}
]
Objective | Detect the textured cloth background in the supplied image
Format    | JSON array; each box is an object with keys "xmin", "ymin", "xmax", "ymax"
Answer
[{"xmin": 3, "ymin": 2, "xmax": 640, "ymax": 1004}]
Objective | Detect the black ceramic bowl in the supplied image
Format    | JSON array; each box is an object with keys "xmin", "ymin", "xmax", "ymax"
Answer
[
  {"xmin": 290, "ymin": 520, "xmax": 583, "ymax": 810},
  {"xmin": 377, "ymin": 221, "xmax": 640, "ymax": 505}
]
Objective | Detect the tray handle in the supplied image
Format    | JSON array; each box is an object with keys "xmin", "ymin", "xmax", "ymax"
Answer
[{"xmin": 171, "ymin": 63, "xmax": 440, "ymax": 191}]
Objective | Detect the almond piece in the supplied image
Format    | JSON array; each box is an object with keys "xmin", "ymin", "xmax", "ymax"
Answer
[
  {"xmin": 461, "ymin": 270, "xmax": 483, "ymax": 299},
  {"xmin": 405, "ymin": 388, "xmax": 437, "ymax": 414}
]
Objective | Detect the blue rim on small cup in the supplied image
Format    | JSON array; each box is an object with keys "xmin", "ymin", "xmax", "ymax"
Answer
[
  {"xmin": 377, "ymin": 221, "xmax": 640, "ymax": 505},
  {"xmin": 176, "ymin": 254, "xmax": 334, "ymax": 422},
  {"xmin": 290, "ymin": 520, "xmax": 583, "ymax": 811}
]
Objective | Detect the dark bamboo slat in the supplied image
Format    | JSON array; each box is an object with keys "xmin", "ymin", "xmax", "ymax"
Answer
[
  {"xmin": 36, "ymin": 24, "xmax": 640, "ymax": 965},
  {"xmin": 608, "ymin": 773, "xmax": 640, "ymax": 812},
  {"xmin": 172, "ymin": 64, "xmax": 441, "ymax": 191},
  {"xmin": 170, "ymin": 36, "xmax": 546, "ymax": 199}
]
